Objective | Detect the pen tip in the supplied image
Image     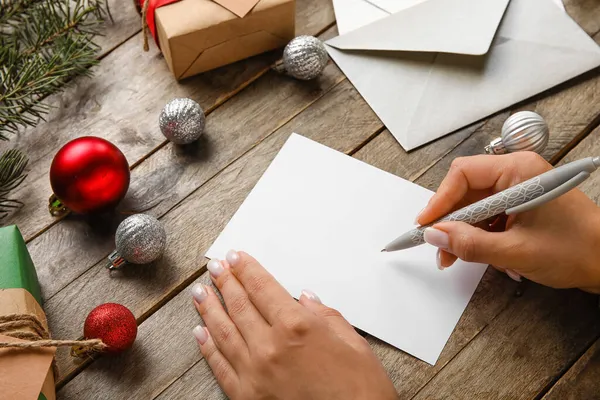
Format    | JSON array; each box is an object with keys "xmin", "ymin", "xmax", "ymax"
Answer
[{"xmin": 381, "ymin": 249, "xmax": 387, "ymax": 252}]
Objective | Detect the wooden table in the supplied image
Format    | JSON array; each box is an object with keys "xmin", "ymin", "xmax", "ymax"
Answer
[{"xmin": 4, "ymin": 0, "xmax": 600, "ymax": 398}]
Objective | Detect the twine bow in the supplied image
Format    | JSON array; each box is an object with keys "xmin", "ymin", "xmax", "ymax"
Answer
[{"xmin": 0, "ymin": 313, "xmax": 106, "ymax": 357}]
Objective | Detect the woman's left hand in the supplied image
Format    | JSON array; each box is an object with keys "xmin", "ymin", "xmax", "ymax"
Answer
[{"xmin": 191, "ymin": 250, "xmax": 398, "ymax": 400}]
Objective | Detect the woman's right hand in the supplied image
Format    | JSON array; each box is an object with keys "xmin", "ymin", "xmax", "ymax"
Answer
[{"xmin": 416, "ymin": 152, "xmax": 600, "ymax": 293}]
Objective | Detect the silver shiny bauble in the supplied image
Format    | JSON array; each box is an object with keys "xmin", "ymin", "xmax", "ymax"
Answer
[
  {"xmin": 485, "ymin": 111, "xmax": 549, "ymax": 155},
  {"xmin": 283, "ymin": 36, "xmax": 329, "ymax": 80},
  {"xmin": 159, "ymin": 98, "xmax": 205, "ymax": 144},
  {"xmin": 111, "ymin": 214, "xmax": 166, "ymax": 267}
]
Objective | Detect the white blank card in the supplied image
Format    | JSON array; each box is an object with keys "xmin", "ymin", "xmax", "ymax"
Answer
[{"xmin": 207, "ymin": 133, "xmax": 487, "ymax": 364}]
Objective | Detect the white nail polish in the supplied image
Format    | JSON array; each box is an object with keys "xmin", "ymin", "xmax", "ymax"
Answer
[
  {"xmin": 506, "ymin": 269, "xmax": 522, "ymax": 282},
  {"xmin": 193, "ymin": 325, "xmax": 208, "ymax": 345},
  {"xmin": 436, "ymin": 249, "xmax": 445, "ymax": 271},
  {"xmin": 301, "ymin": 289, "xmax": 321, "ymax": 304},
  {"xmin": 191, "ymin": 283, "xmax": 207, "ymax": 303},
  {"xmin": 424, "ymin": 227, "xmax": 450, "ymax": 249},
  {"xmin": 207, "ymin": 259, "xmax": 224, "ymax": 277},
  {"xmin": 226, "ymin": 250, "xmax": 241, "ymax": 267}
]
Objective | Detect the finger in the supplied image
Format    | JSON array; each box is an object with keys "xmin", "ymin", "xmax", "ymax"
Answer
[
  {"xmin": 193, "ymin": 326, "xmax": 239, "ymax": 397},
  {"xmin": 424, "ymin": 221, "xmax": 526, "ymax": 267},
  {"xmin": 298, "ymin": 290, "xmax": 367, "ymax": 350},
  {"xmin": 192, "ymin": 283, "xmax": 248, "ymax": 368},
  {"xmin": 206, "ymin": 258, "xmax": 269, "ymax": 343},
  {"xmin": 225, "ymin": 250, "xmax": 304, "ymax": 325},
  {"xmin": 417, "ymin": 153, "xmax": 551, "ymax": 225}
]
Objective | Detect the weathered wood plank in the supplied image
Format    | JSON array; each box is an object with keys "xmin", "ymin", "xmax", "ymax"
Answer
[
  {"xmin": 49, "ymin": 78, "xmax": 384, "ymax": 385},
  {"xmin": 58, "ymin": 103, "xmax": 474, "ymax": 399},
  {"xmin": 557, "ymin": 124, "xmax": 600, "ymax": 201},
  {"xmin": 564, "ymin": 0, "xmax": 600, "ymax": 42},
  {"xmin": 21, "ymin": 3, "xmax": 338, "ymax": 302},
  {"xmin": 95, "ymin": 0, "xmax": 141, "ymax": 55},
  {"xmin": 542, "ymin": 336, "xmax": 600, "ymax": 400},
  {"xmin": 413, "ymin": 285, "xmax": 599, "ymax": 399},
  {"xmin": 4, "ymin": 0, "xmax": 335, "ymax": 242}
]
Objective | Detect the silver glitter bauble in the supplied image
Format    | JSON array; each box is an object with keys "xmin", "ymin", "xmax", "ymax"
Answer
[
  {"xmin": 109, "ymin": 214, "xmax": 166, "ymax": 268},
  {"xmin": 485, "ymin": 111, "xmax": 549, "ymax": 155},
  {"xmin": 282, "ymin": 36, "xmax": 329, "ymax": 80},
  {"xmin": 159, "ymin": 98, "xmax": 205, "ymax": 144}
]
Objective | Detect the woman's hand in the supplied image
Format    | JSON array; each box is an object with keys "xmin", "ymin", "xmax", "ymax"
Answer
[
  {"xmin": 191, "ymin": 251, "xmax": 398, "ymax": 400},
  {"xmin": 417, "ymin": 152, "xmax": 600, "ymax": 293}
]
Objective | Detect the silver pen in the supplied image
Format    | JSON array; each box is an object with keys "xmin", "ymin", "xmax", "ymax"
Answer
[{"xmin": 382, "ymin": 156, "xmax": 600, "ymax": 252}]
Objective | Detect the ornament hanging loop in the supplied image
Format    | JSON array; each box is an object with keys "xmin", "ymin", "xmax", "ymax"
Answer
[{"xmin": 48, "ymin": 194, "xmax": 70, "ymax": 217}]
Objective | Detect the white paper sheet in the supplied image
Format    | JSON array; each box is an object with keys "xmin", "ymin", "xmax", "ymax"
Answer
[{"xmin": 207, "ymin": 134, "xmax": 487, "ymax": 365}]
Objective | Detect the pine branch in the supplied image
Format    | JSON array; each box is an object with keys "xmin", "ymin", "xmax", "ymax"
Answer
[
  {"xmin": 0, "ymin": 0, "xmax": 107, "ymax": 140},
  {"xmin": 0, "ymin": 148, "xmax": 28, "ymax": 220}
]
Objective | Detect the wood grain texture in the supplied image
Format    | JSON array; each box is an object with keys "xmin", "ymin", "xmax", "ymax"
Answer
[
  {"xmin": 413, "ymin": 285, "xmax": 599, "ymax": 399},
  {"xmin": 542, "ymin": 336, "xmax": 600, "ymax": 400},
  {"xmin": 557, "ymin": 124, "xmax": 600, "ymax": 202},
  {"xmin": 564, "ymin": 0, "xmax": 600, "ymax": 41},
  {"xmin": 3, "ymin": 0, "xmax": 335, "ymax": 243},
  {"xmin": 49, "ymin": 78, "xmax": 383, "ymax": 385},
  {"xmin": 95, "ymin": 0, "xmax": 142, "ymax": 55}
]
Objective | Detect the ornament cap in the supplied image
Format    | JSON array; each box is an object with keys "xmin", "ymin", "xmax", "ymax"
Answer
[
  {"xmin": 48, "ymin": 193, "xmax": 70, "ymax": 217},
  {"xmin": 485, "ymin": 137, "xmax": 507, "ymax": 155},
  {"xmin": 107, "ymin": 250, "xmax": 127, "ymax": 271}
]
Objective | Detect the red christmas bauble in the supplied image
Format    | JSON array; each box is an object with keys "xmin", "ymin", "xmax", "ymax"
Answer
[
  {"xmin": 84, "ymin": 303, "xmax": 137, "ymax": 354},
  {"xmin": 50, "ymin": 137, "xmax": 130, "ymax": 214}
]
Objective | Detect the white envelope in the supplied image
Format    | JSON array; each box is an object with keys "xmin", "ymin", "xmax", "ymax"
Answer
[{"xmin": 326, "ymin": 0, "xmax": 600, "ymax": 150}]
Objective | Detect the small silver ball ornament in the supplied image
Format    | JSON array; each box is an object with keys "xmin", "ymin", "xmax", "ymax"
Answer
[
  {"xmin": 108, "ymin": 214, "xmax": 167, "ymax": 269},
  {"xmin": 159, "ymin": 98, "xmax": 205, "ymax": 144},
  {"xmin": 485, "ymin": 111, "xmax": 549, "ymax": 155},
  {"xmin": 282, "ymin": 36, "xmax": 329, "ymax": 80}
]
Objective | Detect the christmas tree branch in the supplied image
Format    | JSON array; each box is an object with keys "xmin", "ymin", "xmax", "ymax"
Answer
[
  {"xmin": 0, "ymin": 148, "xmax": 28, "ymax": 219},
  {"xmin": 0, "ymin": 0, "xmax": 107, "ymax": 140}
]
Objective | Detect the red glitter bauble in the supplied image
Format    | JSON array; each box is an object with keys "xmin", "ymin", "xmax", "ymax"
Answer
[
  {"xmin": 84, "ymin": 303, "xmax": 137, "ymax": 354},
  {"xmin": 50, "ymin": 137, "xmax": 130, "ymax": 214}
]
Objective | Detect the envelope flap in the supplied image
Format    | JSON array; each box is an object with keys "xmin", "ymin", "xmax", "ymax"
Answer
[{"xmin": 327, "ymin": 0, "xmax": 511, "ymax": 56}]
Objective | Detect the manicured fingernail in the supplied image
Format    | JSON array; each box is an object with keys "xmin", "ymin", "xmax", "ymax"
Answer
[
  {"xmin": 226, "ymin": 250, "xmax": 241, "ymax": 267},
  {"xmin": 301, "ymin": 289, "xmax": 321, "ymax": 304},
  {"xmin": 191, "ymin": 283, "xmax": 208, "ymax": 303},
  {"xmin": 207, "ymin": 259, "xmax": 224, "ymax": 277},
  {"xmin": 506, "ymin": 269, "xmax": 522, "ymax": 282},
  {"xmin": 436, "ymin": 249, "xmax": 445, "ymax": 271},
  {"xmin": 193, "ymin": 325, "xmax": 208, "ymax": 345},
  {"xmin": 414, "ymin": 208, "xmax": 425, "ymax": 225},
  {"xmin": 424, "ymin": 227, "xmax": 449, "ymax": 249}
]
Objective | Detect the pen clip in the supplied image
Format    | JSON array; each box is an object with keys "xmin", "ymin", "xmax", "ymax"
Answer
[{"xmin": 506, "ymin": 171, "xmax": 590, "ymax": 215}]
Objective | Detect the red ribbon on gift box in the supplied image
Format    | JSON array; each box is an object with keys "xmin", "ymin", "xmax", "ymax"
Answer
[{"xmin": 140, "ymin": 0, "xmax": 181, "ymax": 47}]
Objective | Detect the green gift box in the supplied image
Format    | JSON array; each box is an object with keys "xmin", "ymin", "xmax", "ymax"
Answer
[
  {"xmin": 0, "ymin": 225, "xmax": 43, "ymax": 305},
  {"xmin": 0, "ymin": 225, "xmax": 56, "ymax": 400}
]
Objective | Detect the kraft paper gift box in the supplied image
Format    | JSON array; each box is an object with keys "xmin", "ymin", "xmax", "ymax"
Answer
[
  {"xmin": 0, "ymin": 225, "xmax": 56, "ymax": 400},
  {"xmin": 146, "ymin": 0, "xmax": 296, "ymax": 80}
]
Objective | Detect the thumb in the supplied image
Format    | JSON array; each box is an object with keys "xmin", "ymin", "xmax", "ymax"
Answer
[
  {"xmin": 299, "ymin": 290, "xmax": 365, "ymax": 349},
  {"xmin": 424, "ymin": 221, "xmax": 521, "ymax": 267}
]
